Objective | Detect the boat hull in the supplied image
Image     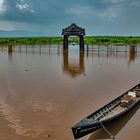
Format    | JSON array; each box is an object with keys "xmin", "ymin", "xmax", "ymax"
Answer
[
  {"xmin": 72, "ymin": 84, "xmax": 140, "ymax": 139},
  {"xmin": 72, "ymin": 100, "xmax": 140, "ymax": 139}
]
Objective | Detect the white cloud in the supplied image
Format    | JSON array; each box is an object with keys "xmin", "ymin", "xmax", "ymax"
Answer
[
  {"xmin": 16, "ymin": 0, "xmax": 34, "ymax": 13},
  {"xmin": 98, "ymin": 8, "xmax": 117, "ymax": 20},
  {"xmin": 0, "ymin": 20, "xmax": 31, "ymax": 31},
  {"xmin": 0, "ymin": 0, "xmax": 140, "ymax": 36},
  {"xmin": 69, "ymin": 5, "xmax": 93, "ymax": 18},
  {"xmin": 128, "ymin": 1, "xmax": 140, "ymax": 7},
  {"xmin": 103, "ymin": 0, "xmax": 124, "ymax": 4},
  {"xmin": 0, "ymin": 0, "xmax": 6, "ymax": 15},
  {"xmin": 16, "ymin": 3, "xmax": 29, "ymax": 10}
]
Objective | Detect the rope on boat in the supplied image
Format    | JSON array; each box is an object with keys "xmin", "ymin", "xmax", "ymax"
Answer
[{"xmin": 99, "ymin": 121, "xmax": 115, "ymax": 140}]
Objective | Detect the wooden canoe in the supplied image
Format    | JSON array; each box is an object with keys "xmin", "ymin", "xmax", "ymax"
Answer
[{"xmin": 72, "ymin": 83, "xmax": 140, "ymax": 139}]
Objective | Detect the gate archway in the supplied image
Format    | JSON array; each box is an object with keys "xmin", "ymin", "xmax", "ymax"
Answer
[{"xmin": 62, "ymin": 23, "xmax": 85, "ymax": 50}]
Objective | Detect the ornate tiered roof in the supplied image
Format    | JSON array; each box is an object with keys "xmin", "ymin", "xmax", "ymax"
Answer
[{"xmin": 62, "ymin": 23, "xmax": 85, "ymax": 36}]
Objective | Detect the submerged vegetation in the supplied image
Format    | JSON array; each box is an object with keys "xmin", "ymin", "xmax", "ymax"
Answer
[{"xmin": 0, "ymin": 36, "xmax": 140, "ymax": 46}]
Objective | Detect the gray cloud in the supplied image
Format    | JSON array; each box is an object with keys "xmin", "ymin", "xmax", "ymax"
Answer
[{"xmin": 0, "ymin": 0, "xmax": 140, "ymax": 36}]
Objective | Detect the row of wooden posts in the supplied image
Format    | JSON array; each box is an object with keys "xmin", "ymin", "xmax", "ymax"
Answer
[{"xmin": 7, "ymin": 44, "xmax": 137, "ymax": 54}]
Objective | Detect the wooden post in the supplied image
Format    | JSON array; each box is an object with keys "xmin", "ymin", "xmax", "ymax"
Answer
[
  {"xmin": 8, "ymin": 45, "xmax": 13, "ymax": 53},
  {"xmin": 79, "ymin": 35, "xmax": 84, "ymax": 51},
  {"xmin": 125, "ymin": 45, "xmax": 127, "ymax": 52},
  {"xmin": 79, "ymin": 51, "xmax": 84, "ymax": 70},
  {"xmin": 2, "ymin": 46, "xmax": 3, "ymax": 52},
  {"xmin": 57, "ymin": 45, "xmax": 60, "ymax": 55},
  {"xmin": 98, "ymin": 48, "xmax": 100, "ymax": 59},
  {"xmin": 63, "ymin": 35, "xmax": 68, "ymax": 50},
  {"xmin": 63, "ymin": 50, "xmax": 69, "ymax": 70},
  {"xmin": 130, "ymin": 45, "xmax": 136, "ymax": 54},
  {"xmin": 86, "ymin": 44, "xmax": 89, "ymax": 57}
]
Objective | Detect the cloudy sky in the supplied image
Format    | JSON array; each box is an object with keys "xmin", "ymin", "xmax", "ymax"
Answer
[{"xmin": 0, "ymin": 0, "xmax": 140, "ymax": 36}]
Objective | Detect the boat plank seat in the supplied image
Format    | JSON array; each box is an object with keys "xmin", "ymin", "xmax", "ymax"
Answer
[{"xmin": 95, "ymin": 101, "xmax": 121, "ymax": 121}]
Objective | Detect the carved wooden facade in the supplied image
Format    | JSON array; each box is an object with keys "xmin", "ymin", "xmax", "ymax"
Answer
[{"xmin": 62, "ymin": 23, "xmax": 85, "ymax": 50}]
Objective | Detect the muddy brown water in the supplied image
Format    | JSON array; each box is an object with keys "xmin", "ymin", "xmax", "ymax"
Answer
[{"xmin": 0, "ymin": 45, "xmax": 140, "ymax": 140}]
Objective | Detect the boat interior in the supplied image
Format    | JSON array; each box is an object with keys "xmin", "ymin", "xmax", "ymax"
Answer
[{"xmin": 75, "ymin": 84, "xmax": 140, "ymax": 127}]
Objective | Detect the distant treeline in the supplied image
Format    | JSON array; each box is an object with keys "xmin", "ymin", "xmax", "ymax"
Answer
[
  {"xmin": 84, "ymin": 36, "xmax": 140, "ymax": 45},
  {"xmin": 0, "ymin": 36, "xmax": 140, "ymax": 46},
  {"xmin": 0, "ymin": 37, "xmax": 63, "ymax": 46}
]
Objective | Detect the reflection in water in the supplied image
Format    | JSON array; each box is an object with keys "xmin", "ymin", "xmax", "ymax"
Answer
[
  {"xmin": 0, "ymin": 45, "xmax": 140, "ymax": 140},
  {"xmin": 89, "ymin": 103, "xmax": 140, "ymax": 140},
  {"xmin": 4, "ymin": 44, "xmax": 138, "ymax": 64},
  {"xmin": 8, "ymin": 45, "xmax": 13, "ymax": 53},
  {"xmin": 63, "ymin": 50, "xmax": 85, "ymax": 78},
  {"xmin": 8, "ymin": 51, "xmax": 13, "ymax": 64},
  {"xmin": 128, "ymin": 45, "xmax": 136, "ymax": 64}
]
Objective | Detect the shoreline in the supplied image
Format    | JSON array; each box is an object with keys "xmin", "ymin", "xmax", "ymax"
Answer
[{"xmin": 0, "ymin": 36, "xmax": 140, "ymax": 46}]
